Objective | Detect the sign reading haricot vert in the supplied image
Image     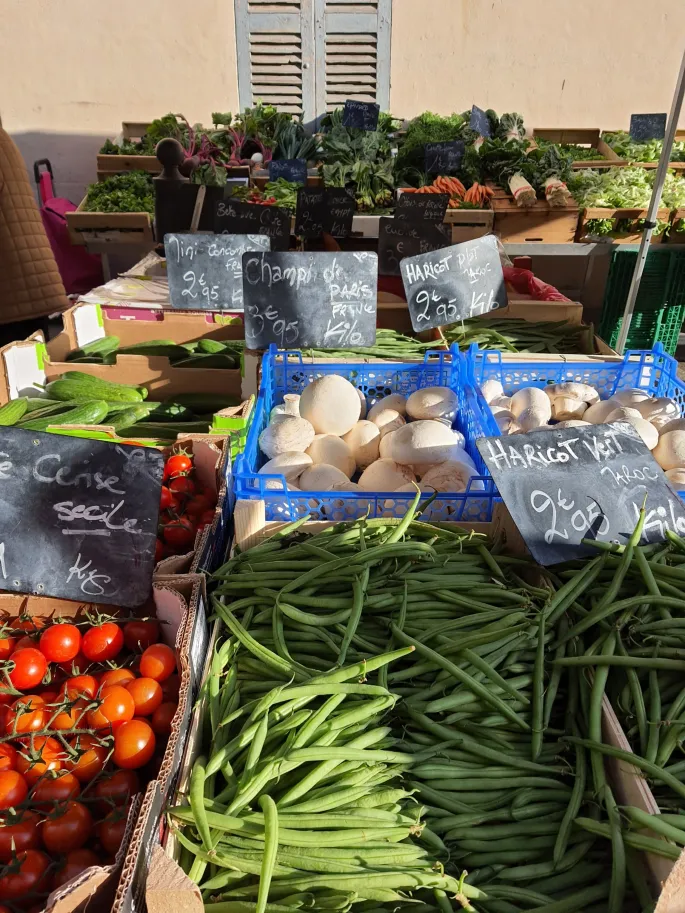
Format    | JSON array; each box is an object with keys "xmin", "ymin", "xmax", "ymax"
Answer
[{"xmin": 477, "ymin": 422, "xmax": 685, "ymax": 566}]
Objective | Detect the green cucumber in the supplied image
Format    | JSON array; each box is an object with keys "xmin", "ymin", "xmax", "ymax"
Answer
[
  {"xmin": 47, "ymin": 375, "xmax": 145, "ymax": 403},
  {"xmin": 18, "ymin": 402, "xmax": 74, "ymax": 424},
  {"xmin": 112, "ymin": 338, "xmax": 175, "ymax": 350},
  {"xmin": 21, "ymin": 401, "xmax": 109, "ymax": 431},
  {"xmin": 23, "ymin": 398, "xmax": 62, "ymax": 413},
  {"xmin": 146, "ymin": 403, "xmax": 195, "ymax": 422},
  {"xmin": 197, "ymin": 338, "xmax": 230, "ymax": 355},
  {"xmin": 65, "ymin": 336, "xmax": 120, "ymax": 361},
  {"xmin": 118, "ymin": 343, "xmax": 190, "ymax": 359},
  {"xmin": 109, "ymin": 405, "xmax": 155, "ymax": 432},
  {"xmin": 0, "ymin": 399, "xmax": 28, "ymax": 426}
]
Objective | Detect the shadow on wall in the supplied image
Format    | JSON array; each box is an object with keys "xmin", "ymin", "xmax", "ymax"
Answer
[{"xmin": 10, "ymin": 131, "xmax": 107, "ymax": 204}]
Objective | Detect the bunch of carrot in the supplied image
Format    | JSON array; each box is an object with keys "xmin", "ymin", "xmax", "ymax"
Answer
[{"xmin": 402, "ymin": 177, "xmax": 494, "ymax": 208}]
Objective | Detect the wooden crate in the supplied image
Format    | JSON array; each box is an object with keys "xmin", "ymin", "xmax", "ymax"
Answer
[
  {"xmin": 577, "ymin": 207, "xmax": 671, "ymax": 243},
  {"xmin": 666, "ymin": 208, "xmax": 685, "ymax": 244},
  {"xmin": 491, "ymin": 196, "xmax": 580, "ymax": 243},
  {"xmin": 96, "ymin": 122, "xmax": 160, "ymax": 179},
  {"xmin": 533, "ymin": 128, "xmax": 625, "ymax": 168},
  {"xmin": 252, "ymin": 168, "xmax": 321, "ymax": 190},
  {"xmin": 65, "ymin": 195, "xmax": 153, "ymax": 246},
  {"xmin": 444, "ymin": 208, "xmax": 493, "ymax": 242}
]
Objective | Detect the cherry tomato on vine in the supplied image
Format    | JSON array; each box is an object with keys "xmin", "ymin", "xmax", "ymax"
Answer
[
  {"xmin": 82, "ymin": 623, "xmax": 124, "ymax": 663},
  {"xmin": 0, "ymin": 849, "xmax": 51, "ymax": 901},
  {"xmin": 13, "ymin": 635, "xmax": 36, "ymax": 652},
  {"xmin": 159, "ymin": 486, "xmax": 173, "ymax": 510},
  {"xmin": 87, "ymin": 685, "xmax": 135, "ymax": 731},
  {"xmin": 94, "ymin": 770, "xmax": 140, "ymax": 813},
  {"xmin": 184, "ymin": 492, "xmax": 213, "ymax": 517},
  {"xmin": 151, "ymin": 701, "xmax": 177, "ymax": 735},
  {"xmin": 154, "ymin": 539, "xmax": 165, "ymax": 563},
  {"xmin": 168, "ymin": 476, "xmax": 196, "ymax": 497},
  {"xmin": 53, "ymin": 848, "xmax": 101, "ymax": 889},
  {"xmin": 10, "ymin": 618, "xmax": 45, "ymax": 636},
  {"xmin": 0, "ymin": 746, "xmax": 16, "ymax": 773},
  {"xmin": 66, "ymin": 734, "xmax": 109, "ymax": 783},
  {"xmin": 123, "ymin": 620, "xmax": 160, "ymax": 653},
  {"xmin": 52, "ymin": 697, "xmax": 88, "ymax": 732},
  {"xmin": 0, "ymin": 811, "xmax": 41, "ymax": 861},
  {"xmin": 8, "ymin": 648, "xmax": 47, "ymax": 690},
  {"xmin": 113, "ymin": 720, "xmax": 155, "ymax": 769},
  {"xmin": 31, "ymin": 771, "xmax": 80, "ymax": 807},
  {"xmin": 164, "ymin": 454, "xmax": 192, "ymax": 480},
  {"xmin": 0, "ymin": 771, "xmax": 27, "ymax": 810},
  {"xmin": 0, "ymin": 636, "xmax": 16, "ymax": 662},
  {"xmin": 100, "ymin": 668, "xmax": 136, "ymax": 689},
  {"xmin": 62, "ymin": 675, "xmax": 99, "ymax": 700},
  {"xmin": 39, "ymin": 623, "xmax": 81, "ymax": 663},
  {"xmin": 125, "ymin": 677, "xmax": 162, "ymax": 716},
  {"xmin": 162, "ymin": 518, "xmax": 195, "ymax": 550},
  {"xmin": 16, "ymin": 736, "xmax": 65, "ymax": 785},
  {"xmin": 98, "ymin": 808, "xmax": 129, "ymax": 856},
  {"xmin": 139, "ymin": 644, "xmax": 175, "ymax": 682},
  {"xmin": 42, "ymin": 800, "xmax": 93, "ymax": 854},
  {"xmin": 197, "ymin": 508, "xmax": 215, "ymax": 531},
  {"xmin": 6, "ymin": 696, "xmax": 46, "ymax": 736},
  {"xmin": 59, "ymin": 652, "xmax": 90, "ymax": 676}
]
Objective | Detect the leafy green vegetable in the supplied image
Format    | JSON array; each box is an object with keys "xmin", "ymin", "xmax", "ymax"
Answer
[
  {"xmin": 83, "ymin": 171, "xmax": 154, "ymax": 214},
  {"xmin": 534, "ymin": 138, "xmax": 605, "ymax": 161},
  {"xmin": 271, "ymin": 118, "xmax": 319, "ymax": 161},
  {"xmin": 263, "ymin": 179, "xmax": 299, "ymax": 213},
  {"xmin": 496, "ymin": 112, "xmax": 526, "ymax": 140},
  {"xmin": 603, "ymin": 130, "xmax": 685, "ymax": 163},
  {"xmin": 394, "ymin": 111, "xmax": 468, "ymax": 180},
  {"xmin": 569, "ymin": 167, "xmax": 656, "ymax": 208}
]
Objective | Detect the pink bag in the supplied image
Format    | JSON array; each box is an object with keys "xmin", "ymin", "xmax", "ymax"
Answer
[{"xmin": 34, "ymin": 160, "xmax": 103, "ymax": 295}]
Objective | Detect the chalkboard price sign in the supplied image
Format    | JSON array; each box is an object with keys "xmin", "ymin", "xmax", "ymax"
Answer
[
  {"xmin": 477, "ymin": 422, "xmax": 685, "ymax": 566},
  {"xmin": 342, "ymin": 100, "xmax": 380, "ymax": 131},
  {"xmin": 0, "ymin": 430, "xmax": 164, "ymax": 606},
  {"xmin": 400, "ymin": 234, "xmax": 506, "ymax": 331},
  {"xmin": 630, "ymin": 114, "xmax": 667, "ymax": 142},
  {"xmin": 165, "ymin": 233, "xmax": 270, "ymax": 312},
  {"xmin": 242, "ymin": 251, "xmax": 377, "ymax": 350},
  {"xmin": 425, "ymin": 141, "xmax": 465, "ymax": 175},
  {"xmin": 378, "ymin": 217, "xmax": 451, "ymax": 277},
  {"xmin": 470, "ymin": 105, "xmax": 492, "ymax": 138},
  {"xmin": 268, "ymin": 158, "xmax": 308, "ymax": 184},
  {"xmin": 395, "ymin": 193, "xmax": 449, "ymax": 223},
  {"xmin": 295, "ymin": 188, "xmax": 326, "ymax": 238},
  {"xmin": 214, "ymin": 199, "xmax": 291, "ymax": 251},
  {"xmin": 325, "ymin": 188, "xmax": 356, "ymax": 238}
]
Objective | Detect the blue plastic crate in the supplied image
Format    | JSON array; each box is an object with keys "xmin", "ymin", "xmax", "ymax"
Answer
[
  {"xmin": 233, "ymin": 345, "xmax": 497, "ymax": 522},
  {"xmin": 464, "ymin": 342, "xmax": 685, "ymax": 478}
]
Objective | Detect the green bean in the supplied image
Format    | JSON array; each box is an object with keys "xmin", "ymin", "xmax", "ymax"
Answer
[
  {"xmin": 256, "ymin": 795, "xmax": 278, "ymax": 913},
  {"xmin": 622, "ymin": 805, "xmax": 685, "ymax": 844},
  {"xmin": 531, "ymin": 610, "xmax": 545, "ymax": 762},
  {"xmin": 518, "ymin": 884, "xmax": 610, "ymax": 913},
  {"xmin": 604, "ymin": 786, "xmax": 626, "ymax": 913},
  {"xmin": 574, "ymin": 816, "xmax": 681, "ymax": 859},
  {"xmin": 554, "ymin": 741, "xmax": 585, "ymax": 865},
  {"xmin": 555, "ymin": 655, "xmax": 685, "ymax": 671},
  {"xmin": 338, "ymin": 570, "xmax": 368, "ymax": 665}
]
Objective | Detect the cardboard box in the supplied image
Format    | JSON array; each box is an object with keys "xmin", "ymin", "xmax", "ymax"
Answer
[{"xmin": 532, "ymin": 128, "xmax": 625, "ymax": 168}]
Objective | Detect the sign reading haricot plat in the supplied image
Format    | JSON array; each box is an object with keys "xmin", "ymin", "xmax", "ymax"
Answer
[
  {"xmin": 241, "ymin": 251, "xmax": 378, "ymax": 350},
  {"xmin": 0, "ymin": 430, "xmax": 164, "ymax": 606},
  {"xmin": 477, "ymin": 422, "xmax": 685, "ymax": 566}
]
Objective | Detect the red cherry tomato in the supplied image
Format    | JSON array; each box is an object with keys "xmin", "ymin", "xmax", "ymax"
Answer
[
  {"xmin": 154, "ymin": 539, "xmax": 165, "ymax": 563},
  {"xmin": 99, "ymin": 668, "xmax": 136, "ymax": 689},
  {"xmin": 184, "ymin": 493, "xmax": 213, "ymax": 517},
  {"xmin": 162, "ymin": 518, "xmax": 195, "ymax": 550},
  {"xmin": 62, "ymin": 674, "xmax": 99, "ymax": 700},
  {"xmin": 8, "ymin": 648, "xmax": 47, "ymax": 690},
  {"xmin": 0, "ymin": 636, "xmax": 16, "ymax": 662},
  {"xmin": 151, "ymin": 701, "xmax": 177, "ymax": 735},
  {"xmin": 94, "ymin": 770, "xmax": 140, "ymax": 813},
  {"xmin": 113, "ymin": 720, "xmax": 156, "ymax": 769},
  {"xmin": 52, "ymin": 697, "xmax": 89, "ymax": 732},
  {"xmin": 0, "ymin": 746, "xmax": 17, "ymax": 773},
  {"xmin": 125, "ymin": 677, "xmax": 163, "ymax": 716},
  {"xmin": 197, "ymin": 508, "xmax": 216, "ymax": 531},
  {"xmin": 164, "ymin": 454, "xmax": 192, "ymax": 480},
  {"xmin": 9, "ymin": 618, "xmax": 45, "ymax": 635},
  {"xmin": 87, "ymin": 685, "xmax": 135, "ymax": 730},
  {"xmin": 0, "ymin": 849, "xmax": 50, "ymax": 901},
  {"xmin": 6, "ymin": 696, "xmax": 46, "ymax": 736},
  {"xmin": 139, "ymin": 644, "xmax": 176, "ymax": 682},
  {"xmin": 66, "ymin": 735, "xmax": 109, "ymax": 783},
  {"xmin": 98, "ymin": 808, "xmax": 129, "ymax": 857},
  {"xmin": 160, "ymin": 674, "xmax": 180, "ymax": 701},
  {"xmin": 16, "ymin": 736, "xmax": 66, "ymax": 785},
  {"xmin": 159, "ymin": 486, "xmax": 173, "ymax": 510},
  {"xmin": 53, "ymin": 848, "xmax": 101, "ymax": 889},
  {"xmin": 0, "ymin": 771, "xmax": 28, "ymax": 810},
  {"xmin": 123, "ymin": 620, "xmax": 161, "ymax": 653},
  {"xmin": 168, "ymin": 476, "xmax": 196, "ymax": 497},
  {"xmin": 82, "ymin": 623, "xmax": 124, "ymax": 663},
  {"xmin": 39, "ymin": 623, "xmax": 82, "ymax": 664},
  {"xmin": 13, "ymin": 635, "xmax": 36, "ymax": 652},
  {"xmin": 0, "ymin": 811, "xmax": 41, "ymax": 861},
  {"xmin": 42, "ymin": 800, "xmax": 92, "ymax": 854},
  {"xmin": 31, "ymin": 771, "xmax": 80, "ymax": 808}
]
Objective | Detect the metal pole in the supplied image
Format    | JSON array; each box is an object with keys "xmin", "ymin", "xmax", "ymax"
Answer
[{"xmin": 615, "ymin": 48, "xmax": 685, "ymax": 354}]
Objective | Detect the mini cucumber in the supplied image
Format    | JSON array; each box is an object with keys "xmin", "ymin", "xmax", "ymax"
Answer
[
  {"xmin": 18, "ymin": 402, "xmax": 74, "ymax": 424},
  {"xmin": 145, "ymin": 403, "xmax": 194, "ymax": 422},
  {"xmin": 48, "ymin": 375, "xmax": 146, "ymax": 402},
  {"xmin": 24, "ymin": 398, "xmax": 62, "ymax": 413},
  {"xmin": 197, "ymin": 338, "xmax": 229, "ymax": 355},
  {"xmin": 109, "ymin": 406, "xmax": 155, "ymax": 432},
  {"xmin": 118, "ymin": 343, "xmax": 190, "ymax": 359},
  {"xmin": 0, "ymin": 399, "xmax": 28, "ymax": 426},
  {"xmin": 65, "ymin": 336, "xmax": 120, "ymax": 361},
  {"xmin": 21, "ymin": 401, "xmax": 109, "ymax": 431}
]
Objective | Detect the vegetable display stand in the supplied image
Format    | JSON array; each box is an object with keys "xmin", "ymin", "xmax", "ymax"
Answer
[
  {"xmin": 491, "ymin": 196, "xmax": 579, "ymax": 243},
  {"xmin": 233, "ymin": 345, "xmax": 497, "ymax": 522},
  {"xmin": 532, "ymin": 128, "xmax": 625, "ymax": 168},
  {"xmin": 66, "ymin": 197, "xmax": 153, "ymax": 247},
  {"xmin": 576, "ymin": 207, "xmax": 671, "ymax": 244},
  {"xmin": 443, "ymin": 208, "xmax": 494, "ymax": 243},
  {"xmin": 666, "ymin": 208, "xmax": 685, "ymax": 243},
  {"xmin": 97, "ymin": 123, "xmax": 161, "ymax": 179},
  {"xmin": 599, "ymin": 248, "xmax": 685, "ymax": 354}
]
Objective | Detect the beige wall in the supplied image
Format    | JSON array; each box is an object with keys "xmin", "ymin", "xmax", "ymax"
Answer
[
  {"xmin": 2, "ymin": 0, "xmax": 684, "ymax": 202},
  {"xmin": 390, "ymin": 0, "xmax": 685, "ymax": 127}
]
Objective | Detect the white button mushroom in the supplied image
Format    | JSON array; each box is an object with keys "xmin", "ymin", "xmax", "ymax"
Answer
[
  {"xmin": 342, "ymin": 421, "xmax": 381, "ymax": 470},
  {"xmin": 420, "ymin": 460, "xmax": 477, "ymax": 493},
  {"xmin": 550, "ymin": 397, "xmax": 587, "ymax": 422},
  {"xmin": 496, "ymin": 412, "xmax": 520, "ymax": 434},
  {"xmin": 553, "ymin": 419, "xmax": 591, "ymax": 429},
  {"xmin": 299, "ymin": 463, "xmax": 351, "ymax": 490},
  {"xmin": 665, "ymin": 468, "xmax": 685, "ymax": 487},
  {"xmin": 406, "ymin": 387, "xmax": 458, "ymax": 425},
  {"xmin": 611, "ymin": 416, "xmax": 659, "ymax": 450},
  {"xmin": 367, "ymin": 394, "xmax": 407, "ymax": 420},
  {"xmin": 358, "ymin": 459, "xmax": 416, "ymax": 491},
  {"xmin": 481, "ymin": 379, "xmax": 504, "ymax": 405},
  {"xmin": 369, "ymin": 408, "xmax": 406, "ymax": 438},
  {"xmin": 299, "ymin": 375, "xmax": 361, "ymax": 436},
  {"xmin": 356, "ymin": 388, "xmax": 368, "ymax": 420},
  {"xmin": 545, "ymin": 382, "xmax": 600, "ymax": 405},
  {"xmin": 379, "ymin": 421, "xmax": 468, "ymax": 470},
  {"xmin": 332, "ymin": 480, "xmax": 362, "ymax": 492},
  {"xmin": 517, "ymin": 406, "xmax": 551, "ymax": 433},
  {"xmin": 259, "ymin": 416, "xmax": 315, "ymax": 460},
  {"xmin": 259, "ymin": 452, "xmax": 313, "ymax": 482},
  {"xmin": 509, "ymin": 388, "xmax": 552, "ymax": 425},
  {"xmin": 654, "ymin": 430, "xmax": 685, "ymax": 471},
  {"xmin": 658, "ymin": 417, "xmax": 685, "ymax": 436},
  {"xmin": 489, "ymin": 396, "xmax": 512, "ymax": 415},
  {"xmin": 583, "ymin": 400, "xmax": 620, "ymax": 424},
  {"xmin": 605, "ymin": 407, "xmax": 643, "ymax": 423},
  {"xmin": 637, "ymin": 397, "xmax": 679, "ymax": 421},
  {"xmin": 270, "ymin": 394, "xmax": 301, "ymax": 421},
  {"xmin": 306, "ymin": 434, "xmax": 355, "ymax": 478},
  {"xmin": 610, "ymin": 389, "xmax": 652, "ymax": 407}
]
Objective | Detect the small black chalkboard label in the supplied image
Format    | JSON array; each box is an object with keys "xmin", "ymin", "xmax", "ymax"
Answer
[
  {"xmin": 342, "ymin": 100, "xmax": 380, "ymax": 131},
  {"xmin": 0, "ymin": 430, "xmax": 163, "ymax": 606},
  {"xmin": 400, "ymin": 234, "xmax": 505, "ymax": 330},
  {"xmin": 268, "ymin": 158, "xmax": 308, "ymax": 184},
  {"xmin": 425, "ymin": 141, "xmax": 465, "ymax": 175},
  {"xmin": 242, "ymin": 251, "xmax": 377, "ymax": 350},
  {"xmin": 630, "ymin": 114, "xmax": 667, "ymax": 142},
  {"xmin": 477, "ymin": 422, "xmax": 685, "ymax": 566},
  {"xmin": 214, "ymin": 199, "xmax": 291, "ymax": 251},
  {"xmin": 378, "ymin": 217, "xmax": 451, "ymax": 277},
  {"xmin": 295, "ymin": 187, "xmax": 326, "ymax": 238},
  {"xmin": 165, "ymin": 233, "xmax": 270, "ymax": 311},
  {"xmin": 470, "ymin": 105, "xmax": 492, "ymax": 138},
  {"xmin": 325, "ymin": 188, "xmax": 356, "ymax": 238},
  {"xmin": 395, "ymin": 192, "xmax": 449, "ymax": 223}
]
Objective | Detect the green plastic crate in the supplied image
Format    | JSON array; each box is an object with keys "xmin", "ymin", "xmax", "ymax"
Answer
[{"xmin": 600, "ymin": 248, "xmax": 685, "ymax": 354}]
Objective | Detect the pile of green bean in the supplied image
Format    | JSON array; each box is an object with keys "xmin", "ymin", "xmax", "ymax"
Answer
[
  {"xmin": 166, "ymin": 497, "xmax": 655, "ymax": 913},
  {"xmin": 300, "ymin": 329, "xmax": 434, "ymax": 361},
  {"xmin": 442, "ymin": 318, "xmax": 596, "ymax": 355}
]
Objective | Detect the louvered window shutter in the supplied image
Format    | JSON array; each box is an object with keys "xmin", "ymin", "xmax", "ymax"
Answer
[
  {"xmin": 314, "ymin": 0, "xmax": 392, "ymax": 121},
  {"xmin": 234, "ymin": 0, "xmax": 316, "ymax": 123}
]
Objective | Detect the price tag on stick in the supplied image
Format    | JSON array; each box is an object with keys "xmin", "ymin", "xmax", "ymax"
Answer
[
  {"xmin": 0, "ymin": 430, "xmax": 164, "ymax": 607},
  {"xmin": 242, "ymin": 251, "xmax": 377, "ymax": 350},
  {"xmin": 630, "ymin": 114, "xmax": 667, "ymax": 141},
  {"xmin": 342, "ymin": 100, "xmax": 380, "ymax": 131},
  {"xmin": 378, "ymin": 217, "xmax": 451, "ymax": 277},
  {"xmin": 165, "ymin": 233, "xmax": 270, "ymax": 311},
  {"xmin": 214, "ymin": 200, "xmax": 291, "ymax": 251},
  {"xmin": 295, "ymin": 188, "xmax": 326, "ymax": 238},
  {"xmin": 400, "ymin": 234, "xmax": 506, "ymax": 332},
  {"xmin": 476, "ymin": 422, "xmax": 685, "ymax": 566}
]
